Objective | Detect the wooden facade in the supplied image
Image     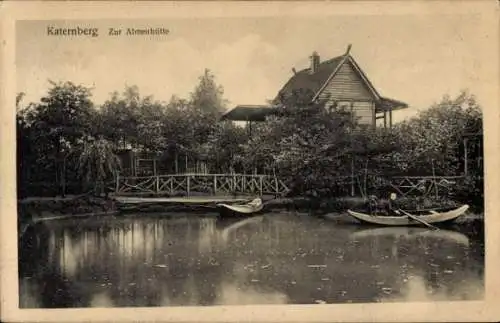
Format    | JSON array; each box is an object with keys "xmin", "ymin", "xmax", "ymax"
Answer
[
  {"xmin": 317, "ymin": 58, "xmax": 382, "ymax": 127},
  {"xmin": 309, "ymin": 47, "xmax": 407, "ymax": 129},
  {"xmin": 319, "ymin": 60, "xmax": 374, "ymax": 101},
  {"xmin": 222, "ymin": 46, "xmax": 407, "ymax": 128}
]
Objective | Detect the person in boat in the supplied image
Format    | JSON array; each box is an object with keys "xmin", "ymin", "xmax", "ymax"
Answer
[{"xmin": 368, "ymin": 193, "xmax": 401, "ymax": 216}]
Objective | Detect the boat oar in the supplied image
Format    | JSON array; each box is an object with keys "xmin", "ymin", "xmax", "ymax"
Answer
[{"xmin": 397, "ymin": 209, "xmax": 439, "ymax": 230}]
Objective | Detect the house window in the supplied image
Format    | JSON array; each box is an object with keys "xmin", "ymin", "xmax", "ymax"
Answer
[
  {"xmin": 336, "ymin": 101, "xmax": 352, "ymax": 113},
  {"xmin": 325, "ymin": 100, "xmax": 335, "ymax": 113}
]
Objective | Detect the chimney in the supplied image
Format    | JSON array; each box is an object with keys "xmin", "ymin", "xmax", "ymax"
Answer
[
  {"xmin": 310, "ymin": 51, "xmax": 320, "ymax": 74},
  {"xmin": 345, "ymin": 44, "xmax": 352, "ymax": 56}
]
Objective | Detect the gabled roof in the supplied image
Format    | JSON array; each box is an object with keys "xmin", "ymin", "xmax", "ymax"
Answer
[
  {"xmin": 223, "ymin": 46, "xmax": 408, "ymax": 123},
  {"xmin": 220, "ymin": 105, "xmax": 279, "ymax": 121},
  {"xmin": 275, "ymin": 55, "xmax": 345, "ymax": 103},
  {"xmin": 275, "ymin": 47, "xmax": 407, "ymax": 111}
]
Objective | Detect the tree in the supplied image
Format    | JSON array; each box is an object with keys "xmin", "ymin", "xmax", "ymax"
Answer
[
  {"xmin": 17, "ymin": 96, "xmax": 31, "ymax": 198},
  {"xmin": 98, "ymin": 85, "xmax": 174, "ymax": 152},
  {"xmin": 200, "ymin": 121, "xmax": 249, "ymax": 173},
  {"xmin": 190, "ymin": 69, "xmax": 228, "ymax": 116},
  {"xmin": 388, "ymin": 90, "xmax": 482, "ymax": 175},
  {"xmin": 99, "ymin": 86, "xmax": 142, "ymax": 149},
  {"xmin": 162, "ymin": 95, "xmax": 194, "ymax": 147},
  {"xmin": 188, "ymin": 69, "xmax": 228, "ymax": 146},
  {"xmin": 238, "ymin": 117, "xmax": 283, "ymax": 173},
  {"xmin": 16, "ymin": 92, "xmax": 26, "ymax": 110},
  {"xmin": 28, "ymin": 81, "xmax": 95, "ymax": 143},
  {"xmin": 136, "ymin": 97, "xmax": 169, "ymax": 151},
  {"xmin": 77, "ymin": 136, "xmax": 122, "ymax": 196},
  {"xmin": 19, "ymin": 81, "xmax": 96, "ymax": 196}
]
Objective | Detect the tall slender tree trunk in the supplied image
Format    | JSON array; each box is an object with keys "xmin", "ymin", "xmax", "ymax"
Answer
[
  {"xmin": 61, "ymin": 156, "xmax": 66, "ymax": 197},
  {"xmin": 55, "ymin": 136, "xmax": 66, "ymax": 197}
]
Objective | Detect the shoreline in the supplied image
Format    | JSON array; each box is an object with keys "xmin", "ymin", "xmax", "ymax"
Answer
[{"xmin": 18, "ymin": 194, "xmax": 484, "ymax": 224}]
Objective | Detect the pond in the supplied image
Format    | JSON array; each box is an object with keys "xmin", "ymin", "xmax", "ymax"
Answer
[{"xmin": 18, "ymin": 213, "xmax": 484, "ymax": 308}]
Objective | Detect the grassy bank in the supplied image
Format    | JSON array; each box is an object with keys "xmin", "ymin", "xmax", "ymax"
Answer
[{"xmin": 18, "ymin": 195, "xmax": 118, "ymax": 224}]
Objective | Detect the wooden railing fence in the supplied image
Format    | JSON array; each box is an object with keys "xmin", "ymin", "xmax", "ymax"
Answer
[{"xmin": 113, "ymin": 173, "xmax": 290, "ymax": 196}]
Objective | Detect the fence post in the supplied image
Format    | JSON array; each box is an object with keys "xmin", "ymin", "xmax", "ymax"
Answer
[
  {"xmin": 115, "ymin": 172, "xmax": 120, "ymax": 193},
  {"xmin": 214, "ymin": 174, "xmax": 217, "ymax": 195},
  {"xmin": 187, "ymin": 175, "xmax": 190, "ymax": 196},
  {"xmin": 259, "ymin": 175, "xmax": 263, "ymax": 196},
  {"xmin": 156, "ymin": 175, "xmax": 159, "ymax": 194},
  {"xmin": 463, "ymin": 137, "xmax": 468, "ymax": 176}
]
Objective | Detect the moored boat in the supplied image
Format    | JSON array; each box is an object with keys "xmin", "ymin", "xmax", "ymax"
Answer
[
  {"xmin": 216, "ymin": 198, "xmax": 264, "ymax": 218},
  {"xmin": 347, "ymin": 204, "xmax": 469, "ymax": 227}
]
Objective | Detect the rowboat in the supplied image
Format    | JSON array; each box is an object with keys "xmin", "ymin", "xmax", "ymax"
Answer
[
  {"xmin": 347, "ymin": 204, "xmax": 469, "ymax": 227},
  {"xmin": 216, "ymin": 198, "xmax": 264, "ymax": 217}
]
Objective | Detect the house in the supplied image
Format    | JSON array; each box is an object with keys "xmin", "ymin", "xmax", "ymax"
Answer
[{"xmin": 221, "ymin": 45, "xmax": 408, "ymax": 129}]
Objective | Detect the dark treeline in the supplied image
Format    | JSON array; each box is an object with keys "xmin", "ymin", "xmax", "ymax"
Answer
[
  {"xmin": 17, "ymin": 69, "xmax": 248, "ymax": 198},
  {"xmin": 16, "ymin": 70, "xmax": 483, "ymax": 208}
]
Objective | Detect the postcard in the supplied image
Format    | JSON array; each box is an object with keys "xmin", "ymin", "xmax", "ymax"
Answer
[{"xmin": 1, "ymin": 1, "xmax": 499, "ymax": 322}]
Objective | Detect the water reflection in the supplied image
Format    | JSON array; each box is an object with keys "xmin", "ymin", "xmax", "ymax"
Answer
[
  {"xmin": 349, "ymin": 227, "xmax": 470, "ymax": 247},
  {"xmin": 19, "ymin": 214, "xmax": 484, "ymax": 307}
]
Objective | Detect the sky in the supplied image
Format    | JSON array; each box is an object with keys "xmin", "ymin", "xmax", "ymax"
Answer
[{"xmin": 16, "ymin": 13, "xmax": 496, "ymax": 122}]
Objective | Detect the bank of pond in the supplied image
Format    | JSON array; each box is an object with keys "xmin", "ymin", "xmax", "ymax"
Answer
[{"xmin": 18, "ymin": 194, "xmax": 483, "ymax": 232}]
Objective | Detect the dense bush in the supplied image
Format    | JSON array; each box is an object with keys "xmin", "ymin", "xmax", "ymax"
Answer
[
  {"xmin": 447, "ymin": 175, "xmax": 484, "ymax": 211},
  {"xmin": 379, "ymin": 91, "xmax": 482, "ymax": 176}
]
